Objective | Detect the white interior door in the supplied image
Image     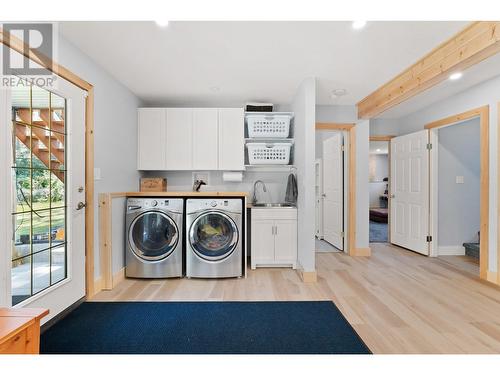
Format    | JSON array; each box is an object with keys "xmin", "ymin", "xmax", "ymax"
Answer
[
  {"xmin": 1, "ymin": 75, "xmax": 87, "ymax": 321},
  {"xmin": 390, "ymin": 129, "xmax": 430, "ymax": 255},
  {"xmin": 322, "ymin": 133, "xmax": 344, "ymax": 250}
]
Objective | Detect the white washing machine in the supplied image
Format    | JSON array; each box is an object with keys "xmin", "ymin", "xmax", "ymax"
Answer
[
  {"xmin": 186, "ymin": 198, "xmax": 243, "ymax": 278},
  {"xmin": 125, "ymin": 198, "xmax": 183, "ymax": 278}
]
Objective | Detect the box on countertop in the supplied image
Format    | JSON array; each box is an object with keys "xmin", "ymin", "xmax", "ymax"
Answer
[{"xmin": 140, "ymin": 178, "xmax": 167, "ymax": 192}]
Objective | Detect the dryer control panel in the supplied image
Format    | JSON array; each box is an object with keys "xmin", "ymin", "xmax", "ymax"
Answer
[{"xmin": 186, "ymin": 198, "xmax": 242, "ymax": 213}]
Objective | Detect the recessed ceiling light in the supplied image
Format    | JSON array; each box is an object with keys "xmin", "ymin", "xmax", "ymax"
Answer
[
  {"xmin": 352, "ymin": 21, "xmax": 367, "ymax": 30},
  {"xmin": 155, "ymin": 19, "xmax": 169, "ymax": 28},
  {"xmin": 331, "ymin": 88, "xmax": 348, "ymax": 99},
  {"xmin": 210, "ymin": 86, "xmax": 220, "ymax": 92},
  {"xmin": 449, "ymin": 72, "xmax": 463, "ymax": 81},
  {"xmin": 376, "ymin": 148, "xmax": 381, "ymax": 152}
]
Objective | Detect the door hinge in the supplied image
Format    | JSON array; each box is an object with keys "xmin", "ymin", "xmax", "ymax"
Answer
[
  {"xmin": 341, "ymin": 231, "xmax": 345, "ymax": 238},
  {"xmin": 426, "ymin": 143, "xmax": 432, "ymax": 150},
  {"xmin": 426, "ymin": 235, "xmax": 432, "ymax": 242},
  {"xmin": 341, "ymin": 145, "xmax": 345, "ymax": 152}
]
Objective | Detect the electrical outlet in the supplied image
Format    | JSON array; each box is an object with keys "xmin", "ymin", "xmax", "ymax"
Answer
[
  {"xmin": 192, "ymin": 172, "xmax": 209, "ymax": 185},
  {"xmin": 456, "ymin": 176, "xmax": 464, "ymax": 184}
]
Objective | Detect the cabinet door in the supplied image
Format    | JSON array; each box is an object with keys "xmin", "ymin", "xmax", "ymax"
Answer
[
  {"xmin": 165, "ymin": 108, "xmax": 193, "ymax": 170},
  {"xmin": 251, "ymin": 219, "xmax": 275, "ymax": 264},
  {"xmin": 218, "ymin": 108, "xmax": 244, "ymax": 170},
  {"xmin": 193, "ymin": 108, "xmax": 218, "ymax": 170},
  {"xmin": 274, "ymin": 220, "xmax": 297, "ymax": 264},
  {"xmin": 137, "ymin": 108, "xmax": 166, "ymax": 170}
]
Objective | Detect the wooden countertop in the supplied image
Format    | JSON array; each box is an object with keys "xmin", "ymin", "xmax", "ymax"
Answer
[{"xmin": 108, "ymin": 191, "xmax": 248, "ymax": 198}]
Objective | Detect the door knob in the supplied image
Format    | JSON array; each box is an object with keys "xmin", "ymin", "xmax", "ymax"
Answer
[
  {"xmin": 76, "ymin": 202, "xmax": 87, "ymax": 210},
  {"xmin": 321, "ymin": 193, "xmax": 326, "ymax": 197}
]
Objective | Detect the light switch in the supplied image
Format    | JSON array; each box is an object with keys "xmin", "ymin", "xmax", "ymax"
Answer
[
  {"xmin": 94, "ymin": 168, "xmax": 101, "ymax": 181},
  {"xmin": 456, "ymin": 175, "xmax": 464, "ymax": 184}
]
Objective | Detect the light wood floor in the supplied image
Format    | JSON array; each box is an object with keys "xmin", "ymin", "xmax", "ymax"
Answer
[{"xmin": 91, "ymin": 243, "xmax": 500, "ymax": 354}]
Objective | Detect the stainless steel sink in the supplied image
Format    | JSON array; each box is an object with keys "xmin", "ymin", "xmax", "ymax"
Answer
[{"xmin": 251, "ymin": 203, "xmax": 296, "ymax": 208}]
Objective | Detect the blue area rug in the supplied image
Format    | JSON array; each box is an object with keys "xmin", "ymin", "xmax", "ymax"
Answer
[
  {"xmin": 41, "ymin": 301, "xmax": 370, "ymax": 354},
  {"xmin": 370, "ymin": 220, "xmax": 388, "ymax": 243}
]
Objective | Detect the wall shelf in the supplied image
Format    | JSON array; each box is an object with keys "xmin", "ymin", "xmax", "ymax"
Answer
[{"xmin": 244, "ymin": 165, "xmax": 296, "ymax": 173}]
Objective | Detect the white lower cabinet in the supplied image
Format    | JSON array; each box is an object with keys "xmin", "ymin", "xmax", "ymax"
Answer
[{"xmin": 251, "ymin": 208, "xmax": 297, "ymax": 269}]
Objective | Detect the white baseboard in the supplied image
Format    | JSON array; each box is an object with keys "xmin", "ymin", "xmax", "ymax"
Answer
[{"xmin": 438, "ymin": 246, "xmax": 465, "ymax": 256}]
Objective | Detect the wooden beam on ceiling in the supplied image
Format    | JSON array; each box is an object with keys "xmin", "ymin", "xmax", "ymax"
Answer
[{"xmin": 357, "ymin": 22, "xmax": 500, "ymax": 119}]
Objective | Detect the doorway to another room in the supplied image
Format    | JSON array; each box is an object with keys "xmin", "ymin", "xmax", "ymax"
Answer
[
  {"xmin": 315, "ymin": 130, "xmax": 348, "ymax": 253},
  {"xmin": 369, "ymin": 139, "xmax": 390, "ymax": 243},
  {"xmin": 431, "ymin": 118, "xmax": 481, "ymax": 268}
]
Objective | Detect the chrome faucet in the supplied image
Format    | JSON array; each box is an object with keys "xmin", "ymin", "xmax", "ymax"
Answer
[{"xmin": 252, "ymin": 180, "xmax": 267, "ymax": 204}]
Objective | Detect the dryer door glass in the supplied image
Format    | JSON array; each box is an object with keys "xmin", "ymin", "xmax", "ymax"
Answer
[
  {"xmin": 189, "ymin": 212, "xmax": 238, "ymax": 261},
  {"xmin": 130, "ymin": 212, "xmax": 179, "ymax": 261}
]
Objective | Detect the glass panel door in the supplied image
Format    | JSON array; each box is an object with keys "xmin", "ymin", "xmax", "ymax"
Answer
[{"xmin": 11, "ymin": 83, "xmax": 67, "ymax": 305}]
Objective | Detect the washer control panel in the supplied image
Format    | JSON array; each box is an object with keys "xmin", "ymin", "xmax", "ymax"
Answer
[
  {"xmin": 186, "ymin": 198, "xmax": 241, "ymax": 212},
  {"xmin": 126, "ymin": 198, "xmax": 183, "ymax": 211}
]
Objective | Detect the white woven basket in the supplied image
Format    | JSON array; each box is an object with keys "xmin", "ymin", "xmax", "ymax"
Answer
[{"xmin": 246, "ymin": 143, "xmax": 292, "ymax": 165}]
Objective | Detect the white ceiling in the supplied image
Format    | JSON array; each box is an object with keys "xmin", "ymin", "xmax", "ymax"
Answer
[
  {"xmin": 380, "ymin": 52, "xmax": 500, "ymax": 119},
  {"xmin": 59, "ymin": 21, "xmax": 468, "ymax": 106}
]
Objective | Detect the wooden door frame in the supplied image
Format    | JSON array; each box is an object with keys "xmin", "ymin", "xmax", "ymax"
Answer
[
  {"xmin": 315, "ymin": 122, "xmax": 365, "ymax": 255},
  {"xmin": 425, "ymin": 105, "xmax": 489, "ymax": 280},
  {"xmin": 369, "ymin": 136, "xmax": 394, "ymax": 244},
  {"xmin": 0, "ymin": 30, "xmax": 96, "ymax": 297}
]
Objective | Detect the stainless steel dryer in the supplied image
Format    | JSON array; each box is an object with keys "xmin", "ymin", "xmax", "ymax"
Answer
[
  {"xmin": 186, "ymin": 198, "xmax": 243, "ymax": 278},
  {"xmin": 125, "ymin": 198, "xmax": 183, "ymax": 278}
]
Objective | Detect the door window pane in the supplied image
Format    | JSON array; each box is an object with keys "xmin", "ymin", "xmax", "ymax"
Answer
[
  {"xmin": 12, "ymin": 212, "xmax": 31, "ymax": 259},
  {"xmin": 51, "ymin": 245, "xmax": 66, "ymax": 284},
  {"xmin": 33, "ymin": 250, "xmax": 50, "ymax": 294},
  {"xmin": 11, "ymin": 85, "xmax": 68, "ymax": 305},
  {"xmin": 11, "ymin": 256, "xmax": 32, "ymax": 305}
]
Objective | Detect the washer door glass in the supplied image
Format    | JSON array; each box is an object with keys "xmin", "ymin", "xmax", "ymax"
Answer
[
  {"xmin": 129, "ymin": 211, "xmax": 179, "ymax": 261},
  {"xmin": 190, "ymin": 212, "xmax": 238, "ymax": 261}
]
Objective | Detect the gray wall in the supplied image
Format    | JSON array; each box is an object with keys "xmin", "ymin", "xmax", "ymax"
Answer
[
  {"xmin": 292, "ymin": 78, "xmax": 316, "ymax": 272},
  {"xmin": 438, "ymin": 119, "xmax": 480, "ymax": 247},
  {"xmin": 57, "ymin": 35, "xmax": 143, "ymax": 278},
  {"xmin": 142, "ymin": 170, "xmax": 290, "ymax": 203}
]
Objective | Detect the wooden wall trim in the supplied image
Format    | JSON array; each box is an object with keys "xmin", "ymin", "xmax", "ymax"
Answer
[
  {"xmin": 315, "ymin": 122, "xmax": 355, "ymax": 131},
  {"xmin": 425, "ymin": 105, "xmax": 489, "ymax": 280},
  {"xmin": 98, "ymin": 193, "xmax": 113, "ymax": 290},
  {"xmin": 357, "ymin": 22, "xmax": 500, "ymax": 119},
  {"xmin": 350, "ymin": 248, "xmax": 371, "ymax": 257},
  {"xmin": 1, "ymin": 29, "xmax": 96, "ymax": 299},
  {"xmin": 424, "ymin": 106, "xmax": 488, "ymax": 129},
  {"xmin": 369, "ymin": 135, "xmax": 395, "ymax": 141},
  {"xmin": 85, "ymin": 88, "xmax": 95, "ymax": 297},
  {"xmin": 498, "ymin": 102, "xmax": 500, "ymax": 285},
  {"xmin": 300, "ymin": 271, "xmax": 317, "ymax": 283}
]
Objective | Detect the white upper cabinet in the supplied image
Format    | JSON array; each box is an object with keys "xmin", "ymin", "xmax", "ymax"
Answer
[
  {"xmin": 137, "ymin": 107, "xmax": 243, "ymax": 171},
  {"xmin": 137, "ymin": 108, "xmax": 166, "ymax": 170},
  {"xmin": 165, "ymin": 108, "xmax": 193, "ymax": 170},
  {"xmin": 193, "ymin": 108, "xmax": 218, "ymax": 170},
  {"xmin": 218, "ymin": 108, "xmax": 244, "ymax": 170}
]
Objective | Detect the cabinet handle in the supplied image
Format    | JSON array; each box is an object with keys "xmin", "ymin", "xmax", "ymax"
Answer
[
  {"xmin": 272, "ymin": 226, "xmax": 275, "ymax": 235},
  {"xmin": 275, "ymin": 225, "xmax": 278, "ymax": 235}
]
